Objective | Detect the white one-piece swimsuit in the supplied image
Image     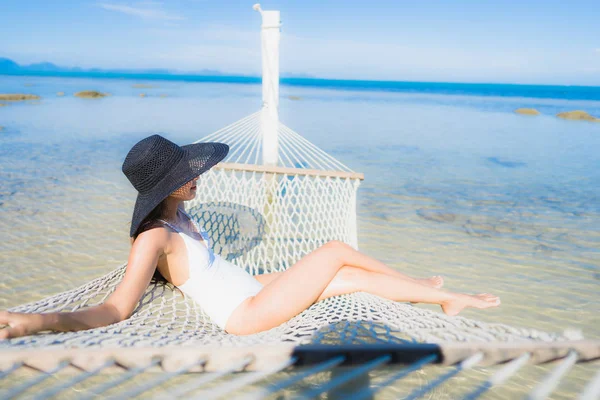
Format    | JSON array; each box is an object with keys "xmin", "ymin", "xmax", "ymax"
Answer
[{"xmin": 158, "ymin": 210, "xmax": 263, "ymax": 330}]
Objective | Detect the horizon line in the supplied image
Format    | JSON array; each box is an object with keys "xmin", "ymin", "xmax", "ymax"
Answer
[{"xmin": 2, "ymin": 70, "xmax": 600, "ymax": 90}]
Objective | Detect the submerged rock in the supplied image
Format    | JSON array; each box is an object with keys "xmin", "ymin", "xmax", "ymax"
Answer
[
  {"xmin": 534, "ymin": 244, "xmax": 560, "ymax": 253},
  {"xmin": 74, "ymin": 90, "xmax": 107, "ymax": 98},
  {"xmin": 416, "ymin": 209, "xmax": 456, "ymax": 223},
  {"xmin": 515, "ymin": 108, "xmax": 540, "ymax": 115},
  {"xmin": 0, "ymin": 94, "xmax": 41, "ymax": 101},
  {"xmin": 159, "ymin": 94, "xmax": 168, "ymax": 98},
  {"xmin": 556, "ymin": 110, "xmax": 600, "ymax": 122},
  {"xmin": 0, "ymin": 103, "xmax": 6, "ymax": 106},
  {"xmin": 487, "ymin": 157, "xmax": 527, "ymax": 168},
  {"xmin": 132, "ymin": 84, "xmax": 155, "ymax": 88},
  {"xmin": 288, "ymin": 95, "xmax": 302, "ymax": 101},
  {"xmin": 0, "ymin": 126, "xmax": 3, "ymax": 131},
  {"xmin": 139, "ymin": 93, "xmax": 146, "ymax": 98},
  {"xmin": 56, "ymin": 92, "xmax": 65, "ymax": 96}
]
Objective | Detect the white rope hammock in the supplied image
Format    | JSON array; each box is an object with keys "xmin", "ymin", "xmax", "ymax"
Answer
[{"xmin": 1, "ymin": 112, "xmax": 577, "ymax": 350}]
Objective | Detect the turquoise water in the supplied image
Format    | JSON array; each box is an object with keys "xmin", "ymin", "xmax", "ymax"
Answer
[
  {"xmin": 1, "ymin": 74, "xmax": 599, "ymax": 397},
  {"xmin": 4, "ymin": 70, "xmax": 600, "ymax": 101}
]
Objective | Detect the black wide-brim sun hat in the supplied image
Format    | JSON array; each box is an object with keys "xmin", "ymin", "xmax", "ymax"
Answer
[{"xmin": 122, "ymin": 134, "xmax": 229, "ymax": 237}]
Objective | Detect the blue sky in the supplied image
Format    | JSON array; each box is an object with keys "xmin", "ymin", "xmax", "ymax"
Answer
[{"xmin": 1, "ymin": 0, "xmax": 599, "ymax": 85}]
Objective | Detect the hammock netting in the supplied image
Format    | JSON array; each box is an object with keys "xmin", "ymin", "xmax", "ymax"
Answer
[{"xmin": 1, "ymin": 113, "xmax": 577, "ymax": 350}]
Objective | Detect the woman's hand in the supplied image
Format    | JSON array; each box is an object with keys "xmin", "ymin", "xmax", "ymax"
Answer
[{"xmin": 0, "ymin": 311, "xmax": 50, "ymax": 339}]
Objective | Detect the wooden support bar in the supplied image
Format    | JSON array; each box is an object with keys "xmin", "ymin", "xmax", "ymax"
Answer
[
  {"xmin": 0, "ymin": 344, "xmax": 296, "ymax": 373},
  {"xmin": 0, "ymin": 340, "xmax": 598, "ymax": 375},
  {"xmin": 438, "ymin": 340, "xmax": 600, "ymax": 366},
  {"xmin": 215, "ymin": 162, "xmax": 365, "ymax": 180}
]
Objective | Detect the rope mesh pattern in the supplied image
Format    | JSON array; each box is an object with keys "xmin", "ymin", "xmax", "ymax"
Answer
[
  {"xmin": 1, "ymin": 115, "xmax": 575, "ymax": 349},
  {"xmin": 2, "ymin": 171, "xmax": 569, "ymax": 349},
  {"xmin": 3, "ymin": 267, "xmax": 567, "ymax": 349},
  {"xmin": 186, "ymin": 169, "xmax": 360, "ymax": 275}
]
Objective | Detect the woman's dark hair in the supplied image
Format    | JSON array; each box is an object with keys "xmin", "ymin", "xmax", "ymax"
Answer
[{"xmin": 131, "ymin": 200, "xmax": 177, "ymax": 291}]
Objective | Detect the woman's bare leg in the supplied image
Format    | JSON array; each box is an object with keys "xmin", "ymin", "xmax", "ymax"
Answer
[
  {"xmin": 256, "ymin": 241, "xmax": 443, "ymax": 288},
  {"xmin": 226, "ymin": 241, "xmax": 499, "ymax": 335},
  {"xmin": 314, "ymin": 266, "xmax": 499, "ymax": 313},
  {"xmin": 327, "ymin": 241, "xmax": 444, "ymax": 287}
]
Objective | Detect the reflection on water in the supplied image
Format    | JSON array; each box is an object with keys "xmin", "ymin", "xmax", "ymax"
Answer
[{"xmin": 0, "ymin": 76, "xmax": 599, "ymax": 398}]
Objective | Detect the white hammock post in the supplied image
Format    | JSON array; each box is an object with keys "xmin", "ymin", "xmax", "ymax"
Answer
[
  {"xmin": 254, "ymin": 4, "xmax": 282, "ymax": 243},
  {"xmin": 254, "ymin": 3, "xmax": 280, "ymax": 167}
]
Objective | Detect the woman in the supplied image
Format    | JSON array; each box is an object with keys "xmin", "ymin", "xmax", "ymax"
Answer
[{"xmin": 0, "ymin": 135, "xmax": 500, "ymax": 339}]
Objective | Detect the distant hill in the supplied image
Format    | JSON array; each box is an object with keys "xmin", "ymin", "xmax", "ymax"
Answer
[
  {"xmin": 0, "ymin": 58, "xmax": 22, "ymax": 71},
  {"xmin": 26, "ymin": 62, "xmax": 68, "ymax": 72},
  {"xmin": 0, "ymin": 58, "xmax": 70, "ymax": 72},
  {"xmin": 0, "ymin": 57, "xmax": 225, "ymax": 76},
  {"xmin": 0, "ymin": 57, "xmax": 322, "ymax": 83}
]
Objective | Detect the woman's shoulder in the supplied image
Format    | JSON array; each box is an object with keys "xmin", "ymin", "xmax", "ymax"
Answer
[
  {"xmin": 135, "ymin": 221, "xmax": 171, "ymax": 246},
  {"xmin": 131, "ymin": 222, "xmax": 173, "ymax": 259}
]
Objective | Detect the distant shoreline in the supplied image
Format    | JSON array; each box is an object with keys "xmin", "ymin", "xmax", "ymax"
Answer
[{"xmin": 2, "ymin": 71, "xmax": 600, "ymax": 101}]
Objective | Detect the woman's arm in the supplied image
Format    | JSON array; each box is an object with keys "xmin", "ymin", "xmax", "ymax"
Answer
[{"xmin": 0, "ymin": 228, "xmax": 168, "ymax": 340}]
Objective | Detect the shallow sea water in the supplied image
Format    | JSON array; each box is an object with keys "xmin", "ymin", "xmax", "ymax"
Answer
[{"xmin": 0, "ymin": 75, "xmax": 599, "ymax": 398}]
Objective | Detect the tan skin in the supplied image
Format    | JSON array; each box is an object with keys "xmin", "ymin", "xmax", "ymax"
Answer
[{"xmin": 0, "ymin": 176, "xmax": 500, "ymax": 339}]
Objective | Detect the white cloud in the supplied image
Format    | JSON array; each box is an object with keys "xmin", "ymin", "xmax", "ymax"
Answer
[{"xmin": 98, "ymin": 2, "xmax": 185, "ymax": 21}]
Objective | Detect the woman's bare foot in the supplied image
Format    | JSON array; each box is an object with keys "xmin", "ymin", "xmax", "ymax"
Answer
[
  {"xmin": 416, "ymin": 276, "xmax": 444, "ymax": 289},
  {"xmin": 441, "ymin": 293, "xmax": 500, "ymax": 316}
]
